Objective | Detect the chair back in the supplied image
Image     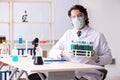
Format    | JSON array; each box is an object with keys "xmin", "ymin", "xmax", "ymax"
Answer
[
  {"xmin": 28, "ymin": 72, "xmax": 47, "ymax": 80},
  {"xmin": 97, "ymin": 69, "xmax": 108, "ymax": 80}
]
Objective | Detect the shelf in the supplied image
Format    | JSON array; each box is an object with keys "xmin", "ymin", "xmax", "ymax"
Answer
[
  {"xmin": 12, "ymin": 0, "xmax": 52, "ymax": 3},
  {"xmin": 0, "ymin": 0, "xmax": 52, "ymax": 3},
  {"xmin": 13, "ymin": 22, "xmax": 52, "ymax": 24},
  {"xmin": 14, "ymin": 41, "xmax": 53, "ymax": 48},
  {"xmin": 0, "ymin": 0, "xmax": 9, "ymax": 2},
  {"xmin": 0, "ymin": 22, "xmax": 10, "ymax": 24},
  {"xmin": 0, "ymin": 0, "xmax": 52, "ymax": 1}
]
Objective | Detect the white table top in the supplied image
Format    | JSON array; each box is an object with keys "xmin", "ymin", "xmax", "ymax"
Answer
[{"xmin": 0, "ymin": 56, "xmax": 104, "ymax": 73}]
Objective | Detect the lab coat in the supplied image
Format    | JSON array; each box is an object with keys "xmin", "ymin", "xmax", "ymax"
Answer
[{"xmin": 49, "ymin": 26, "xmax": 112, "ymax": 80}]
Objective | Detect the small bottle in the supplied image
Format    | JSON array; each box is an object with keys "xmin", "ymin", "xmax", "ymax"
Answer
[
  {"xmin": 0, "ymin": 36, "xmax": 2, "ymax": 43},
  {"xmin": 19, "ymin": 35, "xmax": 23, "ymax": 44},
  {"xmin": 2, "ymin": 36, "xmax": 6, "ymax": 43},
  {"xmin": 1, "ymin": 42, "xmax": 9, "ymax": 56},
  {"xmin": 12, "ymin": 47, "xmax": 19, "ymax": 62}
]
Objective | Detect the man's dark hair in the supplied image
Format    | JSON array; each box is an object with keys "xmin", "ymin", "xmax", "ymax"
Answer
[{"xmin": 68, "ymin": 5, "xmax": 89, "ymax": 25}]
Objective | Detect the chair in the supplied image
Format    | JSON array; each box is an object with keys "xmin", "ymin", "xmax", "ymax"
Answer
[
  {"xmin": 28, "ymin": 72, "xmax": 47, "ymax": 80},
  {"xmin": 97, "ymin": 69, "xmax": 108, "ymax": 80}
]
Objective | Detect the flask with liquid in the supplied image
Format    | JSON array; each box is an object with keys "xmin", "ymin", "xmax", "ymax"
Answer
[{"xmin": 34, "ymin": 45, "xmax": 43, "ymax": 65}]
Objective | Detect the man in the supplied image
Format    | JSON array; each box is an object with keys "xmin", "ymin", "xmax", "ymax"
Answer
[{"xmin": 49, "ymin": 5, "xmax": 112, "ymax": 80}]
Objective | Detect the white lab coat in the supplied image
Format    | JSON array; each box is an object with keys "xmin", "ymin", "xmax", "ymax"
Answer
[{"xmin": 49, "ymin": 26, "xmax": 112, "ymax": 80}]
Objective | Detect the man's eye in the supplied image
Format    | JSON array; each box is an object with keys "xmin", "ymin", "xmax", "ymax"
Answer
[{"xmin": 77, "ymin": 14, "xmax": 83, "ymax": 17}]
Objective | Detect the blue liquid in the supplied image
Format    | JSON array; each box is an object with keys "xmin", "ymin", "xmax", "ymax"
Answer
[
  {"xmin": 19, "ymin": 37, "xmax": 23, "ymax": 44},
  {"xmin": 12, "ymin": 56, "xmax": 19, "ymax": 62},
  {"xmin": 71, "ymin": 44, "xmax": 76, "ymax": 50}
]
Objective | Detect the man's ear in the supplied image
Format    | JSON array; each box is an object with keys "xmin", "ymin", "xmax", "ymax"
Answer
[{"xmin": 84, "ymin": 16, "xmax": 87, "ymax": 21}]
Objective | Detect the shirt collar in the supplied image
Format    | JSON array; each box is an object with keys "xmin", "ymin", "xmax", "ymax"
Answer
[{"xmin": 72, "ymin": 25, "xmax": 89, "ymax": 38}]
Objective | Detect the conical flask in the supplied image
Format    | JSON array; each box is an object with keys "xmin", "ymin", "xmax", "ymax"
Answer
[{"xmin": 34, "ymin": 45, "xmax": 43, "ymax": 65}]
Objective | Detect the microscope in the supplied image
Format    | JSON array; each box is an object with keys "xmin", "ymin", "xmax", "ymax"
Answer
[
  {"xmin": 32, "ymin": 38, "xmax": 39, "ymax": 58},
  {"xmin": 32, "ymin": 38, "xmax": 43, "ymax": 65}
]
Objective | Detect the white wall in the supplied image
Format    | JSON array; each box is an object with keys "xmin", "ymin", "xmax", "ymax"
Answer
[
  {"xmin": 54, "ymin": 0, "xmax": 78, "ymax": 40},
  {"xmin": 79, "ymin": 0, "xmax": 120, "ymax": 78}
]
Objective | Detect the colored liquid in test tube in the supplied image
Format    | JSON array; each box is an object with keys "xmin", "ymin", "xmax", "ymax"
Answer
[
  {"xmin": 89, "ymin": 42, "xmax": 94, "ymax": 50},
  {"xmin": 71, "ymin": 41, "xmax": 75, "ymax": 50},
  {"xmin": 84, "ymin": 42, "xmax": 89, "ymax": 50}
]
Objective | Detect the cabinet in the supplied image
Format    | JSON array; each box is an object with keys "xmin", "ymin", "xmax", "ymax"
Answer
[{"xmin": 0, "ymin": 0, "xmax": 54, "ymax": 54}]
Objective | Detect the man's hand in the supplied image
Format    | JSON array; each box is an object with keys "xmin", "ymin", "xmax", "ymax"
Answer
[
  {"xmin": 91, "ymin": 52, "xmax": 99, "ymax": 63},
  {"xmin": 60, "ymin": 50, "xmax": 75, "ymax": 61}
]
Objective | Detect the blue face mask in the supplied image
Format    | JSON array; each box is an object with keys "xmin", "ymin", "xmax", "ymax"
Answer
[{"xmin": 71, "ymin": 17, "xmax": 84, "ymax": 28}]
